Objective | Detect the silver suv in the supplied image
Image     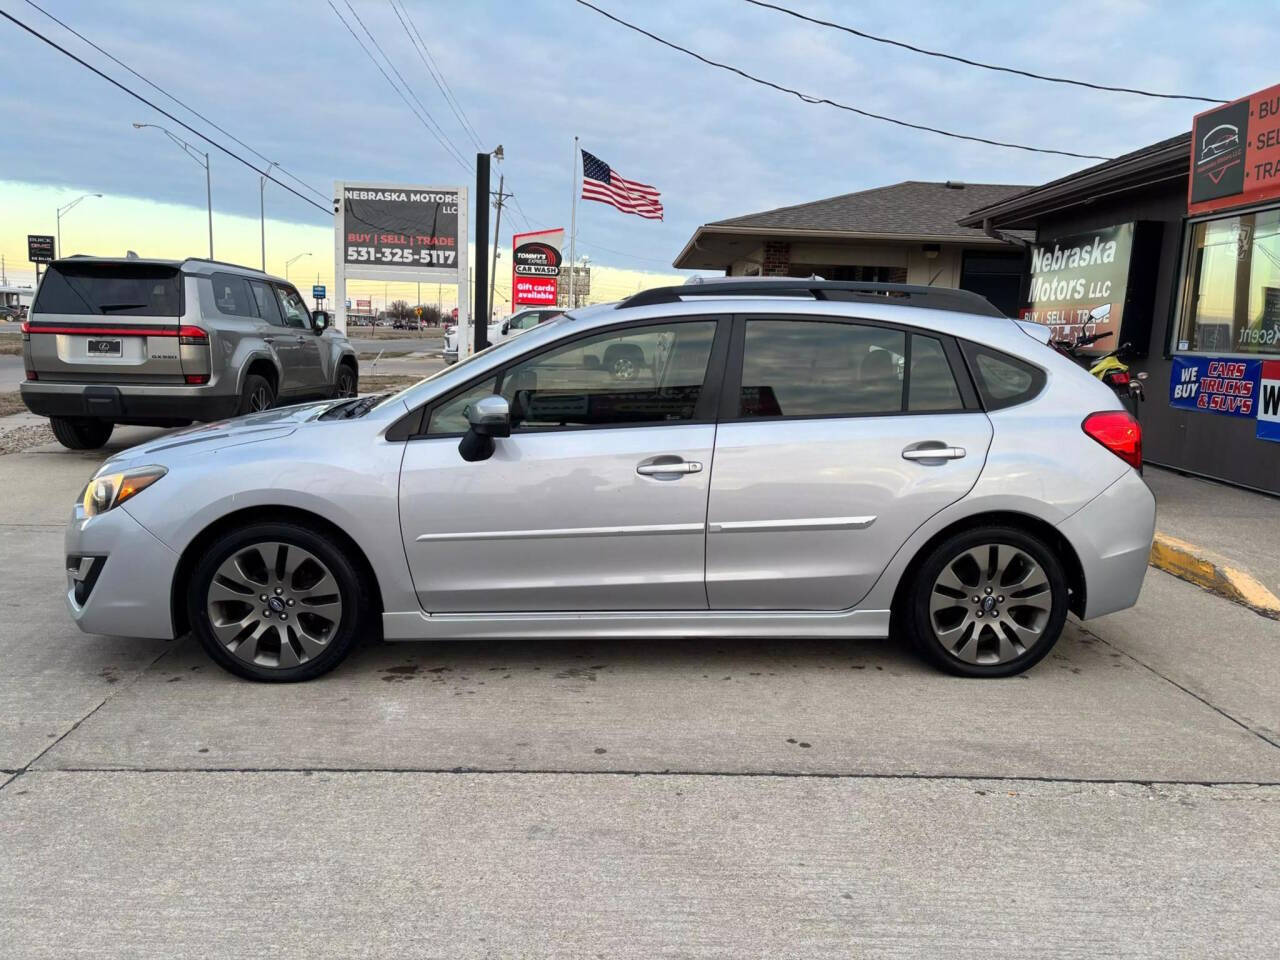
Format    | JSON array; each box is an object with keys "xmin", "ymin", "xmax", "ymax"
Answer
[
  {"xmin": 62, "ymin": 280, "xmax": 1154, "ymax": 682},
  {"xmin": 21, "ymin": 257, "xmax": 359, "ymax": 449}
]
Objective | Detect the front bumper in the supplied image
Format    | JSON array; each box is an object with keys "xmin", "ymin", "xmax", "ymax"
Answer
[
  {"xmin": 65, "ymin": 503, "xmax": 180, "ymax": 639},
  {"xmin": 1057, "ymin": 468, "xmax": 1156, "ymax": 619},
  {"xmin": 21, "ymin": 382, "xmax": 240, "ymax": 424}
]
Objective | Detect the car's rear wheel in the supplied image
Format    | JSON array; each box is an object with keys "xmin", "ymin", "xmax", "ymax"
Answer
[
  {"xmin": 187, "ymin": 523, "xmax": 368, "ymax": 682},
  {"xmin": 904, "ymin": 526, "xmax": 1068, "ymax": 677},
  {"xmin": 49, "ymin": 416, "xmax": 114, "ymax": 450},
  {"xmin": 238, "ymin": 374, "xmax": 275, "ymax": 415}
]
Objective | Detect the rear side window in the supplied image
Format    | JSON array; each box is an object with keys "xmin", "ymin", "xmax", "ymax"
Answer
[
  {"xmin": 739, "ymin": 319, "xmax": 906, "ymax": 417},
  {"xmin": 33, "ymin": 262, "xmax": 181, "ymax": 317},
  {"xmin": 962, "ymin": 342, "xmax": 1046, "ymax": 410},
  {"xmin": 209, "ymin": 273, "xmax": 258, "ymax": 318},
  {"xmin": 249, "ymin": 280, "xmax": 283, "ymax": 325},
  {"xmin": 907, "ymin": 335, "xmax": 963, "ymax": 411}
]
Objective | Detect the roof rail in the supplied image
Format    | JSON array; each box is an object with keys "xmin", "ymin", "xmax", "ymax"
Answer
[
  {"xmin": 618, "ymin": 279, "xmax": 1005, "ymax": 317},
  {"xmin": 182, "ymin": 257, "xmax": 270, "ymax": 276}
]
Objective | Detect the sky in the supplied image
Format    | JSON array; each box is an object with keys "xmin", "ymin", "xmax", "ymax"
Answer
[{"xmin": 2, "ymin": 0, "xmax": 1278, "ymax": 310}]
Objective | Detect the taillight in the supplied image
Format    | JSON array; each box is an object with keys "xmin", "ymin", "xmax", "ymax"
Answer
[
  {"xmin": 21, "ymin": 320, "xmax": 30, "ymax": 340},
  {"xmin": 1104, "ymin": 371, "xmax": 1131, "ymax": 386},
  {"xmin": 184, "ymin": 374, "xmax": 210, "ymax": 385},
  {"xmin": 178, "ymin": 325, "xmax": 207, "ymax": 345},
  {"xmin": 25, "ymin": 369, "xmax": 37, "ymax": 381},
  {"xmin": 1082, "ymin": 411, "xmax": 1142, "ymax": 470}
]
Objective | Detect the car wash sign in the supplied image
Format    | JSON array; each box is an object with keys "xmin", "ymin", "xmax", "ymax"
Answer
[
  {"xmin": 1189, "ymin": 83, "xmax": 1280, "ymax": 216},
  {"xmin": 511, "ymin": 227, "xmax": 564, "ymax": 307},
  {"xmin": 1170, "ymin": 356, "xmax": 1280, "ymax": 443},
  {"xmin": 1020, "ymin": 224, "xmax": 1135, "ymax": 351}
]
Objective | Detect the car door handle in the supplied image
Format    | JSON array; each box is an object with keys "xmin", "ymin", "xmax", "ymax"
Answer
[
  {"xmin": 636, "ymin": 459, "xmax": 703, "ymax": 477},
  {"xmin": 902, "ymin": 444, "xmax": 966, "ymax": 461},
  {"xmin": 263, "ymin": 336, "xmax": 275, "ymax": 344},
  {"xmin": 295, "ymin": 335, "xmax": 308, "ymax": 343}
]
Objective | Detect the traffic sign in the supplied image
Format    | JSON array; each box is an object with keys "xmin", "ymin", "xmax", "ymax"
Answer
[
  {"xmin": 28, "ymin": 235, "xmax": 55, "ymax": 263},
  {"xmin": 313, "ymin": 284, "xmax": 326, "ymax": 299}
]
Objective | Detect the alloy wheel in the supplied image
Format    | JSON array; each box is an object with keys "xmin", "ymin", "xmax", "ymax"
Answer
[
  {"xmin": 249, "ymin": 385, "xmax": 272, "ymax": 412},
  {"xmin": 337, "ymin": 371, "xmax": 357, "ymax": 397},
  {"xmin": 205, "ymin": 541, "xmax": 343, "ymax": 670},
  {"xmin": 928, "ymin": 543, "xmax": 1053, "ymax": 666}
]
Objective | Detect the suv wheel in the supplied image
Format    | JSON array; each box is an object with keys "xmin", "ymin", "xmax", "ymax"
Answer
[
  {"xmin": 335, "ymin": 364, "xmax": 358, "ymax": 398},
  {"xmin": 187, "ymin": 522, "xmax": 368, "ymax": 682},
  {"xmin": 903, "ymin": 526, "xmax": 1068, "ymax": 678},
  {"xmin": 49, "ymin": 416, "xmax": 114, "ymax": 450},
  {"xmin": 238, "ymin": 374, "xmax": 275, "ymax": 415}
]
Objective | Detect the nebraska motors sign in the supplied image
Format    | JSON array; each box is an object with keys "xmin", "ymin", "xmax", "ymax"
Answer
[
  {"xmin": 1021, "ymin": 224, "xmax": 1135, "ymax": 350},
  {"xmin": 1189, "ymin": 83, "xmax": 1280, "ymax": 216},
  {"xmin": 512, "ymin": 227, "xmax": 564, "ymax": 307}
]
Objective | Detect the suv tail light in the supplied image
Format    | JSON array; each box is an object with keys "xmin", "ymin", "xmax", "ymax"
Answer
[
  {"xmin": 21, "ymin": 320, "xmax": 31, "ymax": 340},
  {"xmin": 178, "ymin": 326, "xmax": 207, "ymax": 345},
  {"xmin": 1082, "ymin": 411, "xmax": 1142, "ymax": 470}
]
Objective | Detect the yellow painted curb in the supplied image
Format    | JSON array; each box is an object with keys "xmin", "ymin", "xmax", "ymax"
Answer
[{"xmin": 1150, "ymin": 533, "xmax": 1280, "ymax": 620}]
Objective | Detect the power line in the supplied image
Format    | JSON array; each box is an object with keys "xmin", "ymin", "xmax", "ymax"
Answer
[
  {"xmin": 574, "ymin": 0, "xmax": 1111, "ymax": 161},
  {"xmin": 388, "ymin": 0, "xmax": 485, "ymax": 150},
  {"xmin": 742, "ymin": 0, "xmax": 1228, "ymax": 105},
  {"xmin": 328, "ymin": 0, "xmax": 472, "ymax": 173},
  {"xmin": 0, "ymin": 8, "xmax": 330, "ymax": 214},
  {"xmin": 21, "ymin": 0, "xmax": 330, "ymax": 201}
]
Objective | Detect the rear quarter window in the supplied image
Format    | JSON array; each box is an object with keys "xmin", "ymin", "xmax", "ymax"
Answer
[
  {"xmin": 961, "ymin": 342, "xmax": 1046, "ymax": 411},
  {"xmin": 33, "ymin": 262, "xmax": 181, "ymax": 317}
]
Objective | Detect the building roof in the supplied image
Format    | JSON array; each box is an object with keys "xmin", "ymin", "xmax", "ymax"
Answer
[
  {"xmin": 957, "ymin": 133, "xmax": 1191, "ymax": 230},
  {"xmin": 674, "ymin": 180, "xmax": 1033, "ymax": 269}
]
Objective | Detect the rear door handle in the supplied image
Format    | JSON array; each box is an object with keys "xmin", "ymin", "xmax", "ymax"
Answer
[
  {"xmin": 263, "ymin": 336, "xmax": 275, "ymax": 344},
  {"xmin": 637, "ymin": 459, "xmax": 703, "ymax": 478},
  {"xmin": 902, "ymin": 444, "xmax": 966, "ymax": 461}
]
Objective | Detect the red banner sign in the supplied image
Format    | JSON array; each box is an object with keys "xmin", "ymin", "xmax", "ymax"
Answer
[
  {"xmin": 512, "ymin": 227, "xmax": 564, "ymax": 307},
  {"xmin": 1189, "ymin": 83, "xmax": 1280, "ymax": 216}
]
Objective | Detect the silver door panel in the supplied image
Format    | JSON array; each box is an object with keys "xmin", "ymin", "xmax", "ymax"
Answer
[
  {"xmin": 705, "ymin": 413, "xmax": 992, "ymax": 610},
  {"xmin": 398, "ymin": 423, "xmax": 716, "ymax": 612}
]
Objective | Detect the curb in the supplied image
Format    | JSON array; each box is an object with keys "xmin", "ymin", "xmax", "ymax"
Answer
[{"xmin": 1150, "ymin": 533, "xmax": 1280, "ymax": 620}]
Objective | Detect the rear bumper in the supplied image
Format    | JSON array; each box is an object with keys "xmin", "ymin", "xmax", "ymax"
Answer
[
  {"xmin": 1057, "ymin": 468, "xmax": 1156, "ymax": 619},
  {"xmin": 20, "ymin": 382, "xmax": 239, "ymax": 424}
]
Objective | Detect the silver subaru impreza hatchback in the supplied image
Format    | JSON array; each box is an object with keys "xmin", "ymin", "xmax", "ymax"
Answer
[{"xmin": 64, "ymin": 280, "xmax": 1155, "ymax": 682}]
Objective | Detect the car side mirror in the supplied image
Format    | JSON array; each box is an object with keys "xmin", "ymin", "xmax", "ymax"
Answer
[
  {"xmin": 458, "ymin": 395, "xmax": 510, "ymax": 462},
  {"xmin": 312, "ymin": 310, "xmax": 330, "ymax": 333},
  {"xmin": 502, "ymin": 322, "xmax": 510, "ymax": 335}
]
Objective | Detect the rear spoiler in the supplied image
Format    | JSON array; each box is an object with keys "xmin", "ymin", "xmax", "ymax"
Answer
[{"xmin": 1016, "ymin": 320, "xmax": 1052, "ymax": 345}]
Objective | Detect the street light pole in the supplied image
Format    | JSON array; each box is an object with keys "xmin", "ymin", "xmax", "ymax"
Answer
[
  {"xmin": 133, "ymin": 122, "xmax": 213, "ymax": 258},
  {"xmin": 284, "ymin": 252, "xmax": 311, "ymax": 282},
  {"xmin": 259, "ymin": 161, "xmax": 277, "ymax": 271},
  {"xmin": 55, "ymin": 193, "xmax": 103, "ymax": 258}
]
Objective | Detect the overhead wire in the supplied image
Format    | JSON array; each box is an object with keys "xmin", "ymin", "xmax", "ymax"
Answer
[
  {"xmin": 573, "ymin": 0, "xmax": 1112, "ymax": 161},
  {"xmin": 388, "ymin": 0, "xmax": 486, "ymax": 151}
]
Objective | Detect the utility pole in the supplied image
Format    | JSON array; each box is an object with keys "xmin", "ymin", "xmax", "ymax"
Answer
[
  {"xmin": 488, "ymin": 174, "xmax": 511, "ymax": 326},
  {"xmin": 474, "ymin": 151, "xmax": 491, "ymax": 353},
  {"xmin": 259, "ymin": 161, "xmax": 277, "ymax": 271}
]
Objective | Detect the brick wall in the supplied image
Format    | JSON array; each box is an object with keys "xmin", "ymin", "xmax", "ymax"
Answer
[{"xmin": 761, "ymin": 240, "xmax": 791, "ymax": 276}]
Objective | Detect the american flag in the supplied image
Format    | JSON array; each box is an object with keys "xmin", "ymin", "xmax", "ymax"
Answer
[{"xmin": 580, "ymin": 149, "xmax": 663, "ymax": 220}]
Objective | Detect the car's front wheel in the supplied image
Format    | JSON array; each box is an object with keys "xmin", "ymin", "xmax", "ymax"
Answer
[
  {"xmin": 49, "ymin": 416, "xmax": 114, "ymax": 450},
  {"xmin": 335, "ymin": 363, "xmax": 358, "ymax": 398},
  {"xmin": 187, "ymin": 522, "xmax": 369, "ymax": 682},
  {"xmin": 903, "ymin": 526, "xmax": 1068, "ymax": 677}
]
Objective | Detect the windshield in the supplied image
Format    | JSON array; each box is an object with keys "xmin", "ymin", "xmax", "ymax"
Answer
[{"xmin": 374, "ymin": 314, "xmax": 574, "ymax": 412}]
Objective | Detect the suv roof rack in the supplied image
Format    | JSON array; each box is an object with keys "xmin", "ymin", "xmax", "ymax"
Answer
[{"xmin": 617, "ymin": 279, "xmax": 1005, "ymax": 317}]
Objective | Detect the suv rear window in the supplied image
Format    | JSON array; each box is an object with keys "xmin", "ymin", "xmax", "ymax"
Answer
[
  {"xmin": 33, "ymin": 262, "xmax": 182, "ymax": 317},
  {"xmin": 961, "ymin": 342, "xmax": 1046, "ymax": 410}
]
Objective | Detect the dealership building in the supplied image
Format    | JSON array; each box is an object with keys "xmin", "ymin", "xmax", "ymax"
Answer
[
  {"xmin": 961, "ymin": 83, "xmax": 1280, "ymax": 495},
  {"xmin": 674, "ymin": 181, "xmax": 1031, "ymax": 317}
]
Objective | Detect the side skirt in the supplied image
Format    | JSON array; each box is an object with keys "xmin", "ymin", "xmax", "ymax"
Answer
[{"xmin": 381, "ymin": 608, "xmax": 891, "ymax": 641}]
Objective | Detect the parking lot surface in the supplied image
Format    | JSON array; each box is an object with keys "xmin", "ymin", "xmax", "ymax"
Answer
[{"xmin": 2, "ymin": 423, "xmax": 1278, "ymax": 957}]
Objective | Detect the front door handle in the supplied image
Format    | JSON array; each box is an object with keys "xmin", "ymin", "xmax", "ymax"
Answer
[
  {"xmin": 636, "ymin": 459, "xmax": 703, "ymax": 478},
  {"xmin": 263, "ymin": 336, "xmax": 275, "ymax": 344},
  {"xmin": 902, "ymin": 444, "xmax": 966, "ymax": 462}
]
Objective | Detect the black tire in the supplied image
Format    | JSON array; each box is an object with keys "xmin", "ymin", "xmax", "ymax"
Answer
[
  {"xmin": 186, "ymin": 522, "xmax": 369, "ymax": 682},
  {"xmin": 903, "ymin": 525, "xmax": 1069, "ymax": 678},
  {"xmin": 49, "ymin": 416, "xmax": 114, "ymax": 450},
  {"xmin": 237, "ymin": 373, "xmax": 275, "ymax": 415},
  {"xmin": 335, "ymin": 363, "xmax": 358, "ymax": 398}
]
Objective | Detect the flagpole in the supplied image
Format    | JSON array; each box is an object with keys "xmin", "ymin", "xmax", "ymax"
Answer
[{"xmin": 568, "ymin": 135, "xmax": 579, "ymax": 308}]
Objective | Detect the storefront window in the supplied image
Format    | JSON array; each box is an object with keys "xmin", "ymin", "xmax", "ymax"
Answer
[{"xmin": 1175, "ymin": 208, "xmax": 1280, "ymax": 356}]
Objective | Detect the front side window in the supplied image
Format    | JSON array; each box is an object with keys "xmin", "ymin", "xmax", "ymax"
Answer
[
  {"xmin": 1176, "ymin": 209, "xmax": 1280, "ymax": 355},
  {"xmin": 427, "ymin": 377, "xmax": 498, "ymax": 434},
  {"xmin": 503, "ymin": 321, "xmax": 716, "ymax": 428},
  {"xmin": 274, "ymin": 286, "xmax": 312, "ymax": 330},
  {"xmin": 739, "ymin": 320, "xmax": 906, "ymax": 418}
]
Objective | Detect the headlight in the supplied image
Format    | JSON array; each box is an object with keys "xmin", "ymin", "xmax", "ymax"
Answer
[{"xmin": 80, "ymin": 466, "xmax": 167, "ymax": 517}]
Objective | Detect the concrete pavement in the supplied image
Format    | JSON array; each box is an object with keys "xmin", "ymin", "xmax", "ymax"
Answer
[{"xmin": 1, "ymin": 421, "xmax": 1278, "ymax": 957}]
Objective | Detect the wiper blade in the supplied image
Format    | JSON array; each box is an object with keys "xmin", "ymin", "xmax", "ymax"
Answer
[
  {"xmin": 97, "ymin": 303, "xmax": 149, "ymax": 312},
  {"xmin": 342, "ymin": 394, "xmax": 390, "ymax": 419}
]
